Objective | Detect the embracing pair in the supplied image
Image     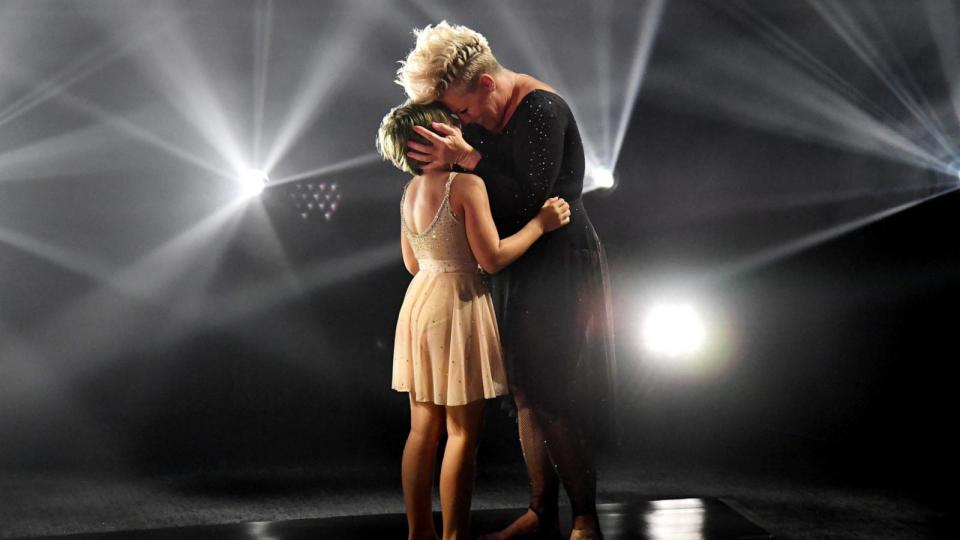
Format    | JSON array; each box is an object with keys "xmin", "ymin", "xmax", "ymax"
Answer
[{"xmin": 376, "ymin": 22, "xmax": 615, "ymax": 540}]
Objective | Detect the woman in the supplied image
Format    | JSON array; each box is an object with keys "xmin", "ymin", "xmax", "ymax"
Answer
[
  {"xmin": 397, "ymin": 22, "xmax": 616, "ymax": 540},
  {"xmin": 377, "ymin": 100, "xmax": 571, "ymax": 540}
]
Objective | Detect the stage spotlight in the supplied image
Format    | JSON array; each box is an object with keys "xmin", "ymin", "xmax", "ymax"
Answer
[
  {"xmin": 586, "ymin": 163, "xmax": 616, "ymax": 189},
  {"xmin": 238, "ymin": 168, "xmax": 269, "ymax": 198},
  {"xmin": 641, "ymin": 302, "xmax": 707, "ymax": 358}
]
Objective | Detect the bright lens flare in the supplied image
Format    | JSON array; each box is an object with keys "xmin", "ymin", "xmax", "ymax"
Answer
[
  {"xmin": 642, "ymin": 303, "xmax": 707, "ymax": 358},
  {"xmin": 238, "ymin": 168, "xmax": 269, "ymax": 198}
]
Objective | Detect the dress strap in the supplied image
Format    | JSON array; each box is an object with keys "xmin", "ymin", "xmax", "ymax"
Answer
[
  {"xmin": 445, "ymin": 172, "xmax": 456, "ymax": 197},
  {"xmin": 399, "ymin": 180, "xmax": 412, "ymax": 233}
]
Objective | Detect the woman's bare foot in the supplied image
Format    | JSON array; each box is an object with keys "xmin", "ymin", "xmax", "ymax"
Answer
[
  {"xmin": 408, "ymin": 533, "xmax": 440, "ymax": 540},
  {"xmin": 568, "ymin": 514, "xmax": 602, "ymax": 540},
  {"xmin": 478, "ymin": 507, "xmax": 562, "ymax": 540}
]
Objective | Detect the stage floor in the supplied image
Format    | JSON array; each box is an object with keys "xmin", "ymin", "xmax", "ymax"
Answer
[
  {"xmin": 6, "ymin": 498, "xmax": 771, "ymax": 540},
  {"xmin": 1, "ymin": 458, "xmax": 948, "ymax": 540}
]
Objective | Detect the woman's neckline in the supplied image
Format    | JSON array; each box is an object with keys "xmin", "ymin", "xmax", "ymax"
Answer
[{"xmin": 497, "ymin": 88, "xmax": 561, "ymax": 134}]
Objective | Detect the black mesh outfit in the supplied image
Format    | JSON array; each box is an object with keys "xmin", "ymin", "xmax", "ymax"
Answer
[{"xmin": 464, "ymin": 89, "xmax": 615, "ymax": 524}]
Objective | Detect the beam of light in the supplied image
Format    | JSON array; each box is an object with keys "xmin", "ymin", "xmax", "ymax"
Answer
[
  {"xmin": 269, "ymin": 152, "xmax": 380, "ymax": 186},
  {"xmin": 0, "ymin": 7, "xmax": 165, "ymax": 130},
  {"xmin": 144, "ymin": 204, "xmax": 252, "ymax": 339},
  {"xmin": 133, "ymin": 196, "xmax": 302, "ymax": 346},
  {"xmin": 651, "ymin": 30, "xmax": 946, "ymax": 173},
  {"xmin": 0, "ymin": 197, "xmax": 251, "ymax": 381},
  {"xmin": 261, "ymin": 8, "xmax": 372, "ymax": 174},
  {"xmin": 805, "ymin": 0, "xmax": 957, "ymax": 158},
  {"xmin": 483, "ymin": 0, "xmax": 664, "ymax": 192},
  {"xmin": 672, "ymin": 182, "xmax": 956, "ymax": 226},
  {"xmin": 0, "ymin": 225, "xmax": 113, "ymax": 283},
  {"xmin": 0, "ymin": 203, "xmax": 248, "ymax": 471},
  {"xmin": 592, "ymin": 1, "xmax": 614, "ymax": 156},
  {"xmin": 251, "ymin": 0, "xmax": 274, "ymax": 165},
  {"xmin": 648, "ymin": 0, "xmax": 960, "ymax": 181},
  {"xmin": 119, "ymin": 3, "xmax": 248, "ymax": 176},
  {"xmin": 486, "ymin": 1, "xmax": 588, "ymax": 177},
  {"xmin": 0, "ymin": 21, "xmax": 233, "ymax": 183},
  {"xmin": 0, "ymin": 45, "xmax": 120, "ymax": 129},
  {"xmin": 585, "ymin": 163, "xmax": 616, "ymax": 189},
  {"xmin": 399, "ymin": 1, "xmax": 663, "ymax": 193},
  {"xmin": 203, "ymin": 242, "xmax": 399, "ymax": 327},
  {"xmin": 610, "ymin": 0, "xmax": 666, "ymax": 170},
  {"xmin": 10, "ymin": 91, "xmax": 237, "ymax": 182},
  {"xmin": 2, "ymin": 182, "xmax": 303, "ymax": 376},
  {"xmin": 0, "ymin": 118, "xmax": 125, "ymax": 183},
  {"xmin": 106, "ymin": 197, "xmax": 250, "ymax": 309},
  {"xmin": 922, "ymin": 0, "xmax": 960, "ymax": 128},
  {"xmin": 0, "ymin": 95, "xmax": 233, "ymax": 185},
  {"xmin": 57, "ymin": 87, "xmax": 237, "ymax": 180},
  {"xmin": 8, "ymin": 4, "xmax": 268, "ymax": 184},
  {"xmin": 721, "ymin": 1, "xmax": 900, "ymax": 129},
  {"xmin": 488, "ymin": 2, "xmax": 566, "ymax": 100},
  {"xmin": 711, "ymin": 185, "xmax": 960, "ymax": 280},
  {"xmin": 719, "ymin": 0, "xmax": 960, "ymax": 173}
]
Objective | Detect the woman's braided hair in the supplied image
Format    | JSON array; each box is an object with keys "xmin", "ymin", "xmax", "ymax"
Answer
[{"xmin": 396, "ymin": 21, "xmax": 500, "ymax": 104}]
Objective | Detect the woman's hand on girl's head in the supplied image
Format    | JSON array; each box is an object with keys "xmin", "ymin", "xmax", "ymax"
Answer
[
  {"xmin": 537, "ymin": 197, "xmax": 571, "ymax": 232},
  {"xmin": 407, "ymin": 123, "xmax": 474, "ymax": 171}
]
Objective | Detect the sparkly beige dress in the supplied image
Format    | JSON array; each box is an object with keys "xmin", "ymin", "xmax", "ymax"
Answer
[{"xmin": 393, "ymin": 172, "xmax": 509, "ymax": 406}]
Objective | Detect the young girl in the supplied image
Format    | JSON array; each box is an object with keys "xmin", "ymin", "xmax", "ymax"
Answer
[{"xmin": 377, "ymin": 101, "xmax": 570, "ymax": 540}]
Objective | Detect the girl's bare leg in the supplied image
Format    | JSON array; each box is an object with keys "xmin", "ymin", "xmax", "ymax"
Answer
[
  {"xmin": 439, "ymin": 399, "xmax": 485, "ymax": 540},
  {"xmin": 403, "ymin": 397, "xmax": 445, "ymax": 540}
]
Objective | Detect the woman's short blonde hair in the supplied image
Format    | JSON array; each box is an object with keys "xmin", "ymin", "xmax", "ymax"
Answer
[
  {"xmin": 376, "ymin": 101, "xmax": 457, "ymax": 175},
  {"xmin": 395, "ymin": 21, "xmax": 501, "ymax": 104}
]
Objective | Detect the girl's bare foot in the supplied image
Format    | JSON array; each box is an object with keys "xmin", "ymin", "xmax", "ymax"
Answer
[{"xmin": 479, "ymin": 507, "xmax": 562, "ymax": 540}]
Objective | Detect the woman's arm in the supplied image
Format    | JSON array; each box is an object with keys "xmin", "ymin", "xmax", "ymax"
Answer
[
  {"xmin": 400, "ymin": 231, "xmax": 418, "ymax": 275},
  {"xmin": 457, "ymin": 174, "xmax": 569, "ymax": 274}
]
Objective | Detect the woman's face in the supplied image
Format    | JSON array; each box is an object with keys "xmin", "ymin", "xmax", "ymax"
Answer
[{"xmin": 440, "ymin": 79, "xmax": 501, "ymax": 132}]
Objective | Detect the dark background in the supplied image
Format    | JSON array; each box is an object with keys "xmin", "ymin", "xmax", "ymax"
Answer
[{"xmin": 0, "ymin": 0, "xmax": 956, "ymax": 510}]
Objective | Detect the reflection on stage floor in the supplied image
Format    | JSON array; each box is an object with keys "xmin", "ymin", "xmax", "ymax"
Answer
[{"xmin": 7, "ymin": 498, "xmax": 773, "ymax": 540}]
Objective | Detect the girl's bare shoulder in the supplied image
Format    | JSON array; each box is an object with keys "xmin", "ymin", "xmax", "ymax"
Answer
[{"xmin": 451, "ymin": 172, "xmax": 484, "ymax": 192}]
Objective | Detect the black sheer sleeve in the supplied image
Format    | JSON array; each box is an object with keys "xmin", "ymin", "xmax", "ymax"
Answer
[{"xmin": 473, "ymin": 92, "xmax": 569, "ymax": 225}]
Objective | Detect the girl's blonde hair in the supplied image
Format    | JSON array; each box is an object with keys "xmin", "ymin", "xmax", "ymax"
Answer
[
  {"xmin": 376, "ymin": 101, "xmax": 457, "ymax": 175},
  {"xmin": 395, "ymin": 21, "xmax": 501, "ymax": 104}
]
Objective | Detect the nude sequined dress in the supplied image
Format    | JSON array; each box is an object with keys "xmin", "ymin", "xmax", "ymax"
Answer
[{"xmin": 392, "ymin": 172, "xmax": 509, "ymax": 406}]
